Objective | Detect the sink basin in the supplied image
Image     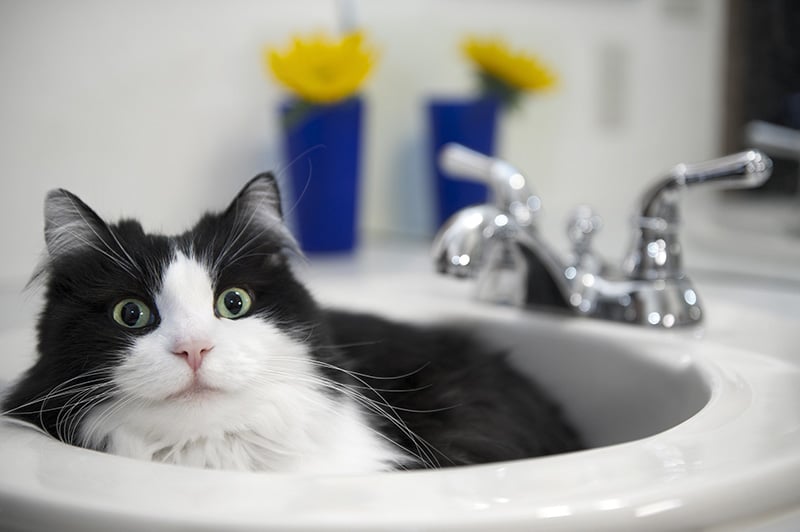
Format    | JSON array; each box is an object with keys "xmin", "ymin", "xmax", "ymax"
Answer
[
  {"xmin": 310, "ymin": 280, "xmax": 711, "ymax": 450},
  {"xmin": 460, "ymin": 315, "xmax": 709, "ymax": 448},
  {"xmin": 1, "ymin": 259, "xmax": 799, "ymax": 531}
]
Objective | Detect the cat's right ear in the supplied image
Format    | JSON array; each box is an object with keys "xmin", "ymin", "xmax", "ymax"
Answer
[{"xmin": 43, "ymin": 189, "xmax": 107, "ymax": 259}]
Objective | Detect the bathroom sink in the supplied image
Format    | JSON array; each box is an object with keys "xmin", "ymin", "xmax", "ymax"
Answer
[
  {"xmin": 1, "ymin": 256, "xmax": 799, "ymax": 531},
  {"xmin": 306, "ymin": 271, "xmax": 712, "ymax": 450}
]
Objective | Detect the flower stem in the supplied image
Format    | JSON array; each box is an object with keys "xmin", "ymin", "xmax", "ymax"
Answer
[{"xmin": 477, "ymin": 71, "xmax": 522, "ymax": 111}]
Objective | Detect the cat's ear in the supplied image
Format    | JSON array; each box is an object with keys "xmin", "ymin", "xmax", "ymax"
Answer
[
  {"xmin": 225, "ymin": 172, "xmax": 300, "ymax": 253},
  {"xmin": 228, "ymin": 172, "xmax": 285, "ymax": 220},
  {"xmin": 43, "ymin": 188, "xmax": 108, "ymax": 259}
]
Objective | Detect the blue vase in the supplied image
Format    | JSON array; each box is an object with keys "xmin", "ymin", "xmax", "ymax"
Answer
[
  {"xmin": 428, "ymin": 98, "xmax": 500, "ymax": 226},
  {"xmin": 281, "ymin": 97, "xmax": 363, "ymax": 253}
]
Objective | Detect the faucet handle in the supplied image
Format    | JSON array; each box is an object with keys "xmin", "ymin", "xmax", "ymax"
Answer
[
  {"xmin": 438, "ymin": 143, "xmax": 500, "ymax": 182},
  {"xmin": 438, "ymin": 143, "xmax": 542, "ymax": 227},
  {"xmin": 625, "ymin": 150, "xmax": 773, "ymax": 281},
  {"xmin": 638, "ymin": 149, "xmax": 772, "ymax": 223}
]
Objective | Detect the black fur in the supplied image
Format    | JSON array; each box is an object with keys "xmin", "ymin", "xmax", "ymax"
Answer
[
  {"xmin": 324, "ymin": 311, "xmax": 582, "ymax": 467},
  {"xmin": 2, "ymin": 173, "xmax": 582, "ymax": 467}
]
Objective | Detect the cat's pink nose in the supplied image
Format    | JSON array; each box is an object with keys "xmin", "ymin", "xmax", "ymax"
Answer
[{"xmin": 172, "ymin": 340, "xmax": 214, "ymax": 371}]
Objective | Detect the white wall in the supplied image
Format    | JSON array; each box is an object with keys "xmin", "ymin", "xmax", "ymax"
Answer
[{"xmin": 0, "ymin": 0, "xmax": 726, "ymax": 286}]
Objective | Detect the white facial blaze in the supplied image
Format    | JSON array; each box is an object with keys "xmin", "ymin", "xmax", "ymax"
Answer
[
  {"xmin": 157, "ymin": 253, "xmax": 216, "ymax": 360},
  {"xmin": 80, "ymin": 252, "xmax": 406, "ymax": 473}
]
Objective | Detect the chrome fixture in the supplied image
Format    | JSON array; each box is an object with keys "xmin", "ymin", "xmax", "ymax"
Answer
[{"xmin": 432, "ymin": 144, "xmax": 773, "ymax": 327}]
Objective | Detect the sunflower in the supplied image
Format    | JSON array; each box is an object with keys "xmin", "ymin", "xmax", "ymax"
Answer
[
  {"xmin": 462, "ymin": 36, "xmax": 557, "ymax": 108},
  {"xmin": 266, "ymin": 31, "xmax": 376, "ymax": 105}
]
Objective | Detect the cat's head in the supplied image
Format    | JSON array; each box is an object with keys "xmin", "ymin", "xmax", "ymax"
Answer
[{"xmin": 11, "ymin": 174, "xmax": 336, "ymax": 455}]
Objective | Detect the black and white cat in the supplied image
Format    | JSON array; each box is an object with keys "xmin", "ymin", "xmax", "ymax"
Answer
[{"xmin": 1, "ymin": 173, "xmax": 582, "ymax": 472}]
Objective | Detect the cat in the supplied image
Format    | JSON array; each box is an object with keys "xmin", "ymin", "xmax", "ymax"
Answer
[{"xmin": 1, "ymin": 173, "xmax": 582, "ymax": 473}]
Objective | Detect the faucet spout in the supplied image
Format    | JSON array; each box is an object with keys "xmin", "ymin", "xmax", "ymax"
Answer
[{"xmin": 431, "ymin": 204, "xmax": 571, "ymax": 308}]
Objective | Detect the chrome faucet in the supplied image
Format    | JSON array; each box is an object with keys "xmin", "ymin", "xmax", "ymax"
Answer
[{"xmin": 432, "ymin": 144, "xmax": 773, "ymax": 328}]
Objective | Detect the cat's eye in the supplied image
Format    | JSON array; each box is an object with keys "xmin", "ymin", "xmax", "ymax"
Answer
[
  {"xmin": 215, "ymin": 287, "xmax": 253, "ymax": 319},
  {"xmin": 112, "ymin": 298, "xmax": 155, "ymax": 329}
]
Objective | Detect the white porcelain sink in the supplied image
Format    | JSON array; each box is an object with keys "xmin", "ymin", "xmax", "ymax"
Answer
[{"xmin": 1, "ymin": 251, "xmax": 799, "ymax": 531}]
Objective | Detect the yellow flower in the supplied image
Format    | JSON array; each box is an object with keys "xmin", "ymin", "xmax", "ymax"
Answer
[
  {"xmin": 463, "ymin": 36, "xmax": 557, "ymax": 94},
  {"xmin": 266, "ymin": 31, "xmax": 376, "ymax": 105}
]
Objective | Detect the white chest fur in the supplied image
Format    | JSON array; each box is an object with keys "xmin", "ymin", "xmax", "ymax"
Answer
[{"xmin": 86, "ymin": 390, "xmax": 404, "ymax": 473}]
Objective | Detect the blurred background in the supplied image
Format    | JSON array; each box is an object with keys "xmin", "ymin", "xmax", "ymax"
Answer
[{"xmin": 0, "ymin": 0, "xmax": 796, "ymax": 287}]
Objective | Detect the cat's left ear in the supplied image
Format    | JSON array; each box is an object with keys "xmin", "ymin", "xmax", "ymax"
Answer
[{"xmin": 225, "ymin": 172, "xmax": 300, "ymax": 252}]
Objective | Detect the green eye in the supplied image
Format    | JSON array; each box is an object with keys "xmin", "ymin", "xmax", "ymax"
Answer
[
  {"xmin": 112, "ymin": 298, "xmax": 154, "ymax": 329},
  {"xmin": 215, "ymin": 287, "xmax": 253, "ymax": 319}
]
